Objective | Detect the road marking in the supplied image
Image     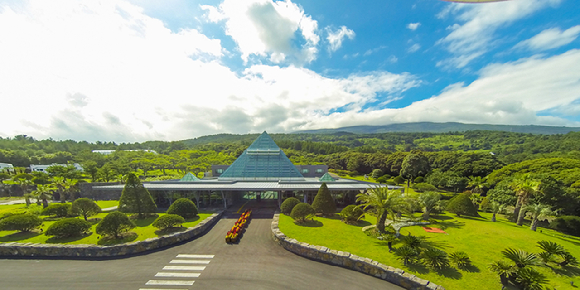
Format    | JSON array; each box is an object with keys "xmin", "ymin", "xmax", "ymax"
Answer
[
  {"xmin": 155, "ymin": 272, "xmax": 201, "ymax": 278},
  {"xmin": 176, "ymin": 254, "xmax": 214, "ymax": 259},
  {"xmin": 170, "ymin": 259, "xmax": 210, "ymax": 264},
  {"xmin": 236, "ymin": 201, "xmax": 249, "ymax": 213},
  {"xmin": 146, "ymin": 280, "xmax": 195, "ymax": 286},
  {"xmin": 163, "ymin": 265, "xmax": 206, "ymax": 271}
]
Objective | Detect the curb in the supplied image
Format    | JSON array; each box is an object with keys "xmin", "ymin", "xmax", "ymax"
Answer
[
  {"xmin": 0, "ymin": 211, "xmax": 223, "ymax": 258},
  {"xmin": 271, "ymin": 213, "xmax": 445, "ymax": 290}
]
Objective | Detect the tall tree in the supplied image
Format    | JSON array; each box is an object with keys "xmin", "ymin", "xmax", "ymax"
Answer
[
  {"xmin": 82, "ymin": 160, "xmax": 99, "ymax": 181},
  {"xmin": 401, "ymin": 150, "xmax": 430, "ymax": 193},
  {"xmin": 509, "ymin": 175, "xmax": 541, "ymax": 226},
  {"xmin": 418, "ymin": 191, "xmax": 440, "ymax": 220},
  {"xmin": 468, "ymin": 176, "xmax": 488, "ymax": 194},
  {"xmin": 13, "ymin": 178, "xmax": 33, "ymax": 206},
  {"xmin": 31, "ymin": 184, "xmax": 55, "ymax": 208},
  {"xmin": 523, "ymin": 203, "xmax": 556, "ymax": 231},
  {"xmin": 311, "ymin": 183, "xmax": 336, "ymax": 216},
  {"xmin": 356, "ymin": 186, "xmax": 410, "ymax": 233},
  {"xmin": 118, "ymin": 173, "xmax": 156, "ymax": 218}
]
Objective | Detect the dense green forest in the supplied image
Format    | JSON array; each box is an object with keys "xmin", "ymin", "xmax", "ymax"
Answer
[{"xmin": 1, "ymin": 130, "xmax": 580, "ymax": 217}]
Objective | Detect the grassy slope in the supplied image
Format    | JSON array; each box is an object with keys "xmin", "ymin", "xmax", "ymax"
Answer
[
  {"xmin": 279, "ymin": 212, "xmax": 580, "ymax": 290},
  {"xmin": 0, "ymin": 203, "xmax": 212, "ymax": 246}
]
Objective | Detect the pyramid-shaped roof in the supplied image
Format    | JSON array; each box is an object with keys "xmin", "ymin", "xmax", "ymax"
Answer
[
  {"xmin": 219, "ymin": 132, "xmax": 304, "ymax": 180},
  {"xmin": 179, "ymin": 172, "xmax": 200, "ymax": 182},
  {"xmin": 319, "ymin": 173, "xmax": 336, "ymax": 182}
]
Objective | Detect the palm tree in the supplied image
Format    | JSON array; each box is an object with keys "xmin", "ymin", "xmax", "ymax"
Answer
[
  {"xmin": 490, "ymin": 201, "xmax": 506, "ymax": 222},
  {"xmin": 356, "ymin": 186, "xmax": 410, "ymax": 233},
  {"xmin": 515, "ymin": 267, "xmax": 549, "ymax": 290},
  {"xmin": 468, "ymin": 176, "xmax": 488, "ymax": 194},
  {"xmin": 31, "ymin": 184, "xmax": 55, "ymax": 208},
  {"xmin": 536, "ymin": 241, "xmax": 565, "ymax": 264},
  {"xmin": 418, "ymin": 191, "xmax": 440, "ymax": 220},
  {"xmin": 488, "ymin": 260, "xmax": 515, "ymax": 285},
  {"xmin": 53, "ymin": 176, "xmax": 66, "ymax": 203},
  {"xmin": 63, "ymin": 178, "xmax": 78, "ymax": 201},
  {"xmin": 14, "ymin": 178, "xmax": 33, "ymax": 207},
  {"xmin": 394, "ymin": 245, "xmax": 418, "ymax": 266},
  {"xmin": 524, "ymin": 203, "xmax": 556, "ymax": 231},
  {"xmin": 501, "ymin": 248, "xmax": 541, "ymax": 268},
  {"xmin": 509, "ymin": 175, "xmax": 541, "ymax": 226}
]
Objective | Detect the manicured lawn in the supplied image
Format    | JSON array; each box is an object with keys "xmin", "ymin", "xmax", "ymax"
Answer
[
  {"xmin": 279, "ymin": 212, "xmax": 580, "ymax": 290},
  {"xmin": 95, "ymin": 200, "xmax": 118, "ymax": 209},
  {"xmin": 0, "ymin": 205, "xmax": 213, "ymax": 246}
]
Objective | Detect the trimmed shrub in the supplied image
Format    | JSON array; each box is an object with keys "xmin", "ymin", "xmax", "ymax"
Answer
[
  {"xmin": 290, "ymin": 203, "xmax": 315, "ymax": 223},
  {"xmin": 340, "ymin": 205, "xmax": 364, "ymax": 224},
  {"xmin": 371, "ymin": 169, "xmax": 383, "ymax": 179},
  {"xmin": 152, "ymin": 214, "xmax": 185, "ymax": 230},
  {"xmin": 394, "ymin": 175, "xmax": 405, "ymax": 185},
  {"xmin": 96, "ymin": 212, "xmax": 135, "ymax": 238},
  {"xmin": 118, "ymin": 173, "xmax": 157, "ymax": 217},
  {"xmin": 0, "ymin": 214, "xmax": 42, "ymax": 232},
  {"xmin": 446, "ymin": 193, "xmax": 479, "ymax": 217},
  {"xmin": 42, "ymin": 203, "xmax": 71, "ymax": 218},
  {"xmin": 413, "ymin": 183, "xmax": 437, "ymax": 193},
  {"xmin": 312, "ymin": 183, "xmax": 336, "ymax": 216},
  {"xmin": 71, "ymin": 198, "xmax": 101, "ymax": 221},
  {"xmin": 45, "ymin": 218, "xmax": 91, "ymax": 238},
  {"xmin": 167, "ymin": 198, "xmax": 198, "ymax": 219},
  {"xmin": 280, "ymin": 197, "xmax": 301, "ymax": 215},
  {"xmin": 414, "ymin": 176, "xmax": 425, "ymax": 183},
  {"xmin": 385, "ymin": 180, "xmax": 396, "ymax": 186},
  {"xmin": 551, "ymin": 216, "xmax": 580, "ymax": 236},
  {"xmin": 376, "ymin": 176, "xmax": 388, "ymax": 184}
]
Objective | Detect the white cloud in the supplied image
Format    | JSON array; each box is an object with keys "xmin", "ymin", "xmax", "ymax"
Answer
[
  {"xmin": 407, "ymin": 23, "xmax": 420, "ymax": 31},
  {"xmin": 408, "ymin": 43, "xmax": 421, "ymax": 53},
  {"xmin": 0, "ymin": 0, "xmax": 419, "ymax": 142},
  {"xmin": 437, "ymin": 0, "xmax": 561, "ymax": 69},
  {"xmin": 202, "ymin": 0, "xmax": 319, "ymax": 65},
  {"xmin": 514, "ymin": 25, "xmax": 580, "ymax": 51},
  {"xmin": 387, "ymin": 55, "xmax": 398, "ymax": 63},
  {"xmin": 327, "ymin": 26, "xmax": 355, "ymax": 52},
  {"xmin": 300, "ymin": 49, "xmax": 580, "ymax": 130}
]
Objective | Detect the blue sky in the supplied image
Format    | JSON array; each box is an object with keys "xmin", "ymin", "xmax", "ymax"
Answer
[{"xmin": 0, "ymin": 0, "xmax": 579, "ymax": 142}]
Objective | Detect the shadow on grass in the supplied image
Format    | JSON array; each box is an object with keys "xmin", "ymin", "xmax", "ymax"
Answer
[
  {"xmin": 294, "ymin": 220, "xmax": 323, "ymax": 227},
  {"xmin": 46, "ymin": 232, "xmax": 93, "ymax": 244},
  {"xmin": 459, "ymin": 264, "xmax": 481, "ymax": 273},
  {"xmin": 87, "ymin": 218, "xmax": 102, "ymax": 225},
  {"xmin": 549, "ymin": 265, "xmax": 580, "ymax": 277},
  {"xmin": 436, "ymin": 220, "xmax": 465, "ymax": 231},
  {"xmin": 543, "ymin": 232, "xmax": 580, "ymax": 247},
  {"xmin": 133, "ymin": 216, "xmax": 157, "ymax": 227},
  {"xmin": 184, "ymin": 216, "xmax": 200, "ymax": 223},
  {"xmin": 406, "ymin": 262, "xmax": 430, "ymax": 275},
  {"xmin": 431, "ymin": 215, "xmax": 454, "ymax": 221},
  {"xmin": 420, "ymin": 237, "xmax": 452, "ymax": 250},
  {"xmin": 435, "ymin": 266, "xmax": 463, "ymax": 279},
  {"xmin": 456, "ymin": 215, "xmax": 487, "ymax": 222},
  {"xmin": 97, "ymin": 232, "xmax": 138, "ymax": 246},
  {"xmin": 155, "ymin": 227, "xmax": 187, "ymax": 236},
  {"xmin": 0, "ymin": 231, "xmax": 41, "ymax": 242}
]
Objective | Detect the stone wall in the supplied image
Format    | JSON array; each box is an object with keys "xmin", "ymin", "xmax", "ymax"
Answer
[
  {"xmin": 271, "ymin": 214, "xmax": 445, "ymax": 290},
  {"xmin": 0, "ymin": 211, "xmax": 223, "ymax": 258}
]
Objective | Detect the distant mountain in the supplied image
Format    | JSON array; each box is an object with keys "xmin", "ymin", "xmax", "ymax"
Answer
[{"xmin": 295, "ymin": 122, "xmax": 580, "ymax": 135}]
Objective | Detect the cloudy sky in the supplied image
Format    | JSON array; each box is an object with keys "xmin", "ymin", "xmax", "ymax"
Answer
[{"xmin": 0, "ymin": 0, "xmax": 579, "ymax": 142}]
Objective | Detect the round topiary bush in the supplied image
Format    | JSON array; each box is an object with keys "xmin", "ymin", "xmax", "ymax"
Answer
[
  {"xmin": 42, "ymin": 203, "xmax": 72, "ymax": 217},
  {"xmin": 340, "ymin": 205, "xmax": 364, "ymax": 224},
  {"xmin": 71, "ymin": 198, "xmax": 101, "ymax": 221},
  {"xmin": 152, "ymin": 214, "xmax": 185, "ymax": 230},
  {"xmin": 45, "ymin": 218, "xmax": 92, "ymax": 238},
  {"xmin": 290, "ymin": 203, "xmax": 315, "ymax": 223},
  {"xmin": 96, "ymin": 212, "xmax": 135, "ymax": 238},
  {"xmin": 280, "ymin": 197, "xmax": 301, "ymax": 215},
  {"xmin": 414, "ymin": 176, "xmax": 425, "ymax": 183},
  {"xmin": 0, "ymin": 214, "xmax": 43, "ymax": 232},
  {"xmin": 446, "ymin": 193, "xmax": 479, "ymax": 217},
  {"xmin": 394, "ymin": 175, "xmax": 405, "ymax": 185},
  {"xmin": 167, "ymin": 198, "xmax": 198, "ymax": 219},
  {"xmin": 413, "ymin": 183, "xmax": 438, "ymax": 193}
]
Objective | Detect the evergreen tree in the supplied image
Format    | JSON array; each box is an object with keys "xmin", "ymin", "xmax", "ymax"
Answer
[
  {"xmin": 311, "ymin": 183, "xmax": 336, "ymax": 216},
  {"xmin": 401, "ymin": 150, "xmax": 430, "ymax": 191},
  {"xmin": 118, "ymin": 173, "xmax": 156, "ymax": 218},
  {"xmin": 446, "ymin": 193, "xmax": 479, "ymax": 217}
]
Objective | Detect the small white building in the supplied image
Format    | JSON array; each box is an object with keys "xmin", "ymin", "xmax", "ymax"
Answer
[
  {"xmin": 30, "ymin": 163, "xmax": 83, "ymax": 173},
  {"xmin": 0, "ymin": 163, "xmax": 14, "ymax": 171},
  {"xmin": 92, "ymin": 149, "xmax": 157, "ymax": 155}
]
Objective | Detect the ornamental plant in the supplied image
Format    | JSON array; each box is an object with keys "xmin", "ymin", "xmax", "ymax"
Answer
[
  {"xmin": 0, "ymin": 214, "xmax": 43, "ymax": 232},
  {"xmin": 42, "ymin": 203, "xmax": 72, "ymax": 218},
  {"xmin": 167, "ymin": 198, "xmax": 198, "ymax": 219},
  {"xmin": 45, "ymin": 218, "xmax": 92, "ymax": 238},
  {"xmin": 226, "ymin": 209, "xmax": 251, "ymax": 243},
  {"xmin": 152, "ymin": 214, "xmax": 185, "ymax": 230},
  {"xmin": 96, "ymin": 212, "xmax": 135, "ymax": 238},
  {"xmin": 280, "ymin": 197, "xmax": 300, "ymax": 215},
  {"xmin": 312, "ymin": 183, "xmax": 336, "ymax": 216},
  {"xmin": 290, "ymin": 203, "xmax": 315, "ymax": 223},
  {"xmin": 71, "ymin": 198, "xmax": 101, "ymax": 221},
  {"xmin": 339, "ymin": 205, "xmax": 364, "ymax": 224}
]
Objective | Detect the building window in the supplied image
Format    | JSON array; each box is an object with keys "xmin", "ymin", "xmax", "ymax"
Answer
[
  {"xmin": 302, "ymin": 169, "xmax": 309, "ymax": 174},
  {"xmin": 316, "ymin": 169, "xmax": 324, "ymax": 173},
  {"xmin": 216, "ymin": 169, "xmax": 223, "ymax": 174}
]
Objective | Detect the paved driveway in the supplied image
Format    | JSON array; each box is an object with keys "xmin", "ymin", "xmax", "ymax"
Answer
[{"xmin": 0, "ymin": 203, "xmax": 403, "ymax": 290}]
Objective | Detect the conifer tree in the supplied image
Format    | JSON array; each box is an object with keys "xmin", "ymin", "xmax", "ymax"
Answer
[
  {"xmin": 118, "ymin": 173, "xmax": 156, "ymax": 218},
  {"xmin": 312, "ymin": 183, "xmax": 336, "ymax": 216}
]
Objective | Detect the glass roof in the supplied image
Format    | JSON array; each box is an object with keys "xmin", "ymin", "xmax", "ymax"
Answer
[
  {"xmin": 179, "ymin": 172, "xmax": 200, "ymax": 182},
  {"xmin": 319, "ymin": 173, "xmax": 336, "ymax": 182},
  {"xmin": 219, "ymin": 131, "xmax": 304, "ymax": 179}
]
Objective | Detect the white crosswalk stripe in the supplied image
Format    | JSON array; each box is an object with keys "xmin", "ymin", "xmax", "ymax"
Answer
[
  {"xmin": 163, "ymin": 265, "xmax": 206, "ymax": 271},
  {"xmin": 169, "ymin": 260, "xmax": 211, "ymax": 264},
  {"xmin": 176, "ymin": 254, "xmax": 214, "ymax": 259},
  {"xmin": 155, "ymin": 272, "xmax": 200, "ymax": 278},
  {"xmin": 146, "ymin": 280, "xmax": 195, "ymax": 286}
]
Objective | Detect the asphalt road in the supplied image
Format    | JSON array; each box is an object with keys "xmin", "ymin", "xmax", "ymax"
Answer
[{"xmin": 0, "ymin": 201, "xmax": 403, "ymax": 290}]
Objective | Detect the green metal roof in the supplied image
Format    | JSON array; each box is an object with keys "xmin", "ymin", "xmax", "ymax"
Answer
[
  {"xmin": 179, "ymin": 172, "xmax": 200, "ymax": 182},
  {"xmin": 219, "ymin": 131, "xmax": 304, "ymax": 179},
  {"xmin": 319, "ymin": 173, "xmax": 336, "ymax": 182}
]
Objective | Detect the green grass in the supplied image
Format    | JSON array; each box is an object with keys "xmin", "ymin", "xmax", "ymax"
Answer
[
  {"xmin": 279, "ymin": 212, "xmax": 580, "ymax": 290},
  {"xmin": 0, "ymin": 202, "xmax": 213, "ymax": 245},
  {"xmin": 95, "ymin": 200, "xmax": 118, "ymax": 209}
]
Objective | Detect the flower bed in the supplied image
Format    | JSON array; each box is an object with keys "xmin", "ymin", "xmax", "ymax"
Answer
[{"xmin": 226, "ymin": 209, "xmax": 251, "ymax": 243}]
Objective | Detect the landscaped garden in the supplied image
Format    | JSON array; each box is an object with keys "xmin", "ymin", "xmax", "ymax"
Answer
[{"xmin": 0, "ymin": 174, "xmax": 213, "ymax": 246}]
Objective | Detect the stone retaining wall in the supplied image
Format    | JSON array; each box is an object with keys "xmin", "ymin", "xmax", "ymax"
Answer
[
  {"xmin": 0, "ymin": 211, "xmax": 223, "ymax": 258},
  {"xmin": 271, "ymin": 214, "xmax": 445, "ymax": 290}
]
